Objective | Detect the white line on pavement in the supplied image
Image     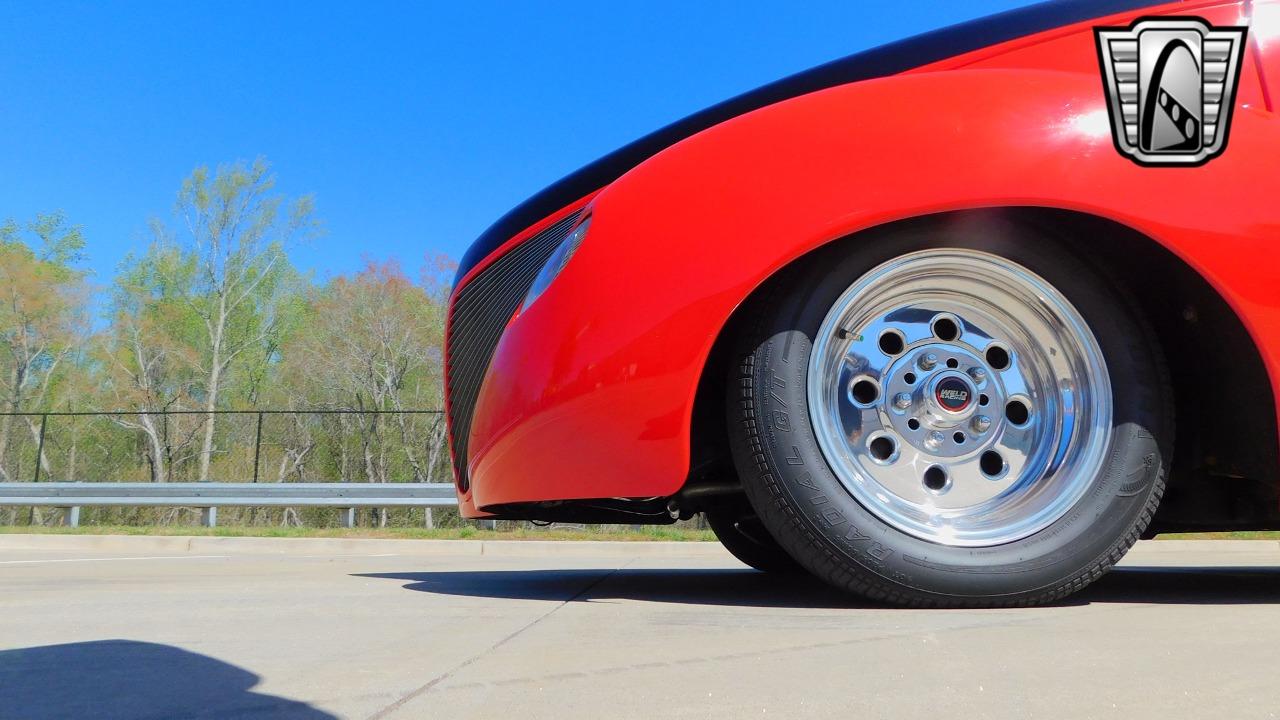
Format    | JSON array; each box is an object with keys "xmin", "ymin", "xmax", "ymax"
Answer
[{"xmin": 0, "ymin": 555, "xmax": 229, "ymax": 565}]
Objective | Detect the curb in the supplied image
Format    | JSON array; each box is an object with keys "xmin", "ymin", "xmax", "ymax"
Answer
[
  {"xmin": 2, "ymin": 534, "xmax": 1277, "ymax": 558},
  {"xmin": 0, "ymin": 534, "xmax": 732, "ymax": 558}
]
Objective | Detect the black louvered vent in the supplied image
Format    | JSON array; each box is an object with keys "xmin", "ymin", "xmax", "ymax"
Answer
[{"xmin": 446, "ymin": 211, "xmax": 582, "ymax": 491}]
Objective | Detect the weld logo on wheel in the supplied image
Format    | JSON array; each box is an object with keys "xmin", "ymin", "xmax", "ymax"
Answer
[
  {"xmin": 1095, "ymin": 17, "xmax": 1247, "ymax": 166},
  {"xmin": 935, "ymin": 377, "xmax": 972, "ymax": 413}
]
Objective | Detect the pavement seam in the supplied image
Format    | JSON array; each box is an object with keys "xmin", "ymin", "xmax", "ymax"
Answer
[
  {"xmin": 365, "ymin": 558, "xmax": 635, "ymax": 720},
  {"xmin": 424, "ymin": 616, "xmax": 1046, "ymax": 694},
  {"xmin": 424, "ymin": 598, "xmax": 1168, "ymax": 695}
]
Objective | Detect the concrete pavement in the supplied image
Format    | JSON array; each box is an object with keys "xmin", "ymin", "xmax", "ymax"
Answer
[{"xmin": 2, "ymin": 536, "xmax": 1279, "ymax": 719}]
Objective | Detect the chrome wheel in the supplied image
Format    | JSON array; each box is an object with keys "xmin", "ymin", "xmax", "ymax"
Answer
[{"xmin": 808, "ymin": 249, "xmax": 1112, "ymax": 547}]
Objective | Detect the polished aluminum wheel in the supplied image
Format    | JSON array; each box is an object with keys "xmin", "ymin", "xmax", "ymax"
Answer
[{"xmin": 807, "ymin": 249, "xmax": 1112, "ymax": 546}]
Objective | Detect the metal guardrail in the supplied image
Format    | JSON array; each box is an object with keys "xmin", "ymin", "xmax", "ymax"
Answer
[{"xmin": 0, "ymin": 482, "xmax": 459, "ymax": 528}]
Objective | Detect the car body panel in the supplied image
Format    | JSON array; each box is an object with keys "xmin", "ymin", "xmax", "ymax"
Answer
[
  {"xmin": 1251, "ymin": 0, "xmax": 1280, "ymax": 101},
  {"xmin": 454, "ymin": 0, "xmax": 1279, "ymax": 515},
  {"xmin": 452, "ymin": 0, "xmax": 1168, "ymax": 286}
]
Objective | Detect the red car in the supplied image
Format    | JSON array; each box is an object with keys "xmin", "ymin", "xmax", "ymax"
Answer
[{"xmin": 447, "ymin": 0, "xmax": 1280, "ymax": 606}]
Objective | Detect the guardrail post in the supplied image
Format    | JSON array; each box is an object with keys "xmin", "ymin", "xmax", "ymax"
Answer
[
  {"xmin": 424, "ymin": 507, "xmax": 434, "ymax": 529},
  {"xmin": 62, "ymin": 506, "xmax": 80, "ymax": 528},
  {"xmin": 339, "ymin": 507, "xmax": 355, "ymax": 528},
  {"xmin": 200, "ymin": 507, "xmax": 217, "ymax": 528}
]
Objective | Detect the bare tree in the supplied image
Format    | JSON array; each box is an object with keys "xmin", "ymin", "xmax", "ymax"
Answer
[
  {"xmin": 100, "ymin": 274, "xmax": 194, "ymax": 483},
  {"xmin": 285, "ymin": 261, "xmax": 445, "ymax": 485}
]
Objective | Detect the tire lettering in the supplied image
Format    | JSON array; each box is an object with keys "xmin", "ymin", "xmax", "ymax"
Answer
[
  {"xmin": 820, "ymin": 507, "xmax": 845, "ymax": 527},
  {"xmin": 769, "ymin": 374, "xmax": 788, "ymax": 405},
  {"xmin": 867, "ymin": 543, "xmax": 892, "ymax": 561},
  {"xmin": 844, "ymin": 524, "xmax": 870, "ymax": 543},
  {"xmin": 785, "ymin": 446, "xmax": 804, "ymax": 466}
]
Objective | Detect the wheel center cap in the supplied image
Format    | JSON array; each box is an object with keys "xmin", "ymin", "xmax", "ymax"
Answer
[
  {"xmin": 934, "ymin": 375, "xmax": 974, "ymax": 413},
  {"xmin": 920, "ymin": 371, "xmax": 979, "ymax": 426}
]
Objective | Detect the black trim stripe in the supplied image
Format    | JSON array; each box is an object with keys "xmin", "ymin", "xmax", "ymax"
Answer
[{"xmin": 457, "ymin": 0, "xmax": 1159, "ymax": 284}]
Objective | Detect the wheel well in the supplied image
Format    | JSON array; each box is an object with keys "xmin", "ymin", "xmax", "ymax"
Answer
[{"xmin": 685, "ymin": 208, "xmax": 1280, "ymax": 530}]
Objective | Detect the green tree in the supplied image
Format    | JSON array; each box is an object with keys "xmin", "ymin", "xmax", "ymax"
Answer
[{"xmin": 0, "ymin": 212, "xmax": 89, "ymax": 481}]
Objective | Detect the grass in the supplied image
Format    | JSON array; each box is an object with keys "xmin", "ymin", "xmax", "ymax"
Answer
[
  {"xmin": 0, "ymin": 524, "xmax": 718, "ymax": 542},
  {"xmin": 1156, "ymin": 531, "xmax": 1280, "ymax": 541}
]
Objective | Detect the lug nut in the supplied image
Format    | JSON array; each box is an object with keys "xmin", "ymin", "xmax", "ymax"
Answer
[
  {"xmin": 893, "ymin": 392, "xmax": 912, "ymax": 409},
  {"xmin": 917, "ymin": 353, "xmax": 938, "ymax": 371},
  {"xmin": 971, "ymin": 415, "xmax": 992, "ymax": 433},
  {"xmin": 925, "ymin": 430, "xmax": 945, "ymax": 451},
  {"xmin": 968, "ymin": 367, "xmax": 988, "ymax": 383}
]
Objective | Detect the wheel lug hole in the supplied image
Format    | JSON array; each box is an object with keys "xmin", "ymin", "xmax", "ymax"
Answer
[
  {"xmin": 930, "ymin": 315, "xmax": 961, "ymax": 342},
  {"xmin": 849, "ymin": 377, "xmax": 880, "ymax": 406},
  {"xmin": 1005, "ymin": 398, "xmax": 1030, "ymax": 426},
  {"xmin": 878, "ymin": 329, "xmax": 905, "ymax": 356},
  {"xmin": 923, "ymin": 465, "xmax": 950, "ymax": 493},
  {"xmin": 868, "ymin": 434, "xmax": 897, "ymax": 463},
  {"xmin": 952, "ymin": 431, "xmax": 965, "ymax": 444},
  {"xmin": 985, "ymin": 344, "xmax": 1011, "ymax": 370},
  {"xmin": 903, "ymin": 372, "xmax": 917, "ymax": 385},
  {"xmin": 945, "ymin": 358, "xmax": 959, "ymax": 369},
  {"xmin": 980, "ymin": 450, "xmax": 1006, "ymax": 479},
  {"xmin": 907, "ymin": 418, "xmax": 920, "ymax": 431}
]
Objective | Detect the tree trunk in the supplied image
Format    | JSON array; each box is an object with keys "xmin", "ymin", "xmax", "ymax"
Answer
[
  {"xmin": 392, "ymin": 411, "xmax": 425, "ymax": 481},
  {"xmin": 0, "ymin": 412, "xmax": 13, "ymax": 482},
  {"xmin": 66, "ymin": 433, "xmax": 77, "ymax": 482},
  {"xmin": 0, "ymin": 365, "xmax": 22, "ymax": 481},
  {"xmin": 25, "ymin": 417, "xmax": 51, "ymax": 480},
  {"xmin": 198, "ymin": 309, "xmax": 227, "ymax": 483},
  {"xmin": 338, "ymin": 415, "xmax": 350, "ymax": 481},
  {"xmin": 424, "ymin": 419, "xmax": 445, "ymax": 484},
  {"xmin": 139, "ymin": 413, "xmax": 167, "ymax": 482}
]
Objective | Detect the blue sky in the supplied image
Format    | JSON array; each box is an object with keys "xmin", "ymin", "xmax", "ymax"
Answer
[{"xmin": 0, "ymin": 1, "xmax": 1027, "ymax": 286}]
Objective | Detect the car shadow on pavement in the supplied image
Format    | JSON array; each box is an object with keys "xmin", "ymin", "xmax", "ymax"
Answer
[
  {"xmin": 0, "ymin": 639, "xmax": 334, "ymax": 720},
  {"xmin": 1079, "ymin": 565, "xmax": 1280, "ymax": 605},
  {"xmin": 356, "ymin": 564, "xmax": 1280, "ymax": 608},
  {"xmin": 356, "ymin": 568, "xmax": 866, "ymax": 608}
]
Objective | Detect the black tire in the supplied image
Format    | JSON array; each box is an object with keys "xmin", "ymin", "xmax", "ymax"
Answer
[
  {"xmin": 705, "ymin": 497, "xmax": 804, "ymax": 574},
  {"xmin": 726, "ymin": 217, "xmax": 1173, "ymax": 607}
]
